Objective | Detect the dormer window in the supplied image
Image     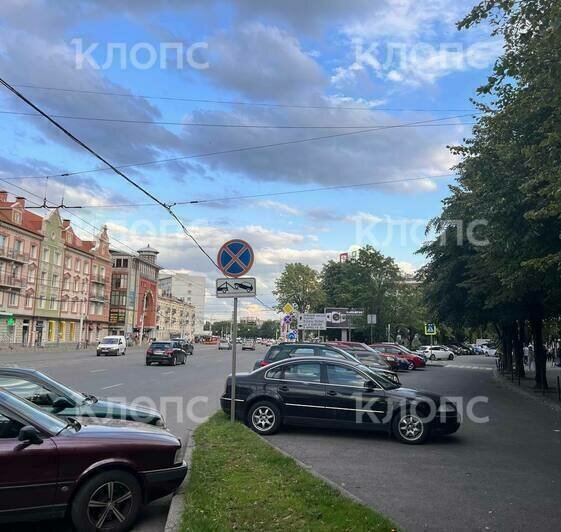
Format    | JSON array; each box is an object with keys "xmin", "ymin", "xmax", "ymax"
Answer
[{"xmin": 13, "ymin": 212, "xmax": 21, "ymax": 224}]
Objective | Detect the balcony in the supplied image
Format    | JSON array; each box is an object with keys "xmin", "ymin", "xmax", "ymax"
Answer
[
  {"xmin": 0, "ymin": 247, "xmax": 29, "ymax": 263},
  {"xmin": 90, "ymin": 294, "xmax": 106, "ymax": 303},
  {"xmin": 91, "ymin": 274, "xmax": 106, "ymax": 284},
  {"xmin": 0, "ymin": 274, "xmax": 23, "ymax": 289}
]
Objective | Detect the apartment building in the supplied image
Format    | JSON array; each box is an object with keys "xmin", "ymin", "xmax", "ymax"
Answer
[{"xmin": 156, "ymin": 288, "xmax": 196, "ymax": 341}]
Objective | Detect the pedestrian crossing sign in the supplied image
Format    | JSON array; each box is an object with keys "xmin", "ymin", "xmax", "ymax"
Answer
[{"xmin": 425, "ymin": 323, "xmax": 437, "ymax": 335}]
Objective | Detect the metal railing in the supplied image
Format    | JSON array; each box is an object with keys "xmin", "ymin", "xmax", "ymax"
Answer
[{"xmin": 0, "ymin": 247, "xmax": 29, "ymax": 262}]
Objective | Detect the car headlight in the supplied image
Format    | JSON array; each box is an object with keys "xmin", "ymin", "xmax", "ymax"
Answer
[
  {"xmin": 174, "ymin": 444, "xmax": 185, "ymax": 465},
  {"xmin": 438, "ymin": 403, "xmax": 456, "ymax": 412},
  {"xmin": 155, "ymin": 416, "xmax": 166, "ymax": 428}
]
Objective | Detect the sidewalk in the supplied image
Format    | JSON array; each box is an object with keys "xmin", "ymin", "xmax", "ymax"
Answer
[{"xmin": 495, "ymin": 363, "xmax": 561, "ymax": 411}]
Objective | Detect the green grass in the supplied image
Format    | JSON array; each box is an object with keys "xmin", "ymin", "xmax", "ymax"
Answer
[{"xmin": 182, "ymin": 412, "xmax": 397, "ymax": 531}]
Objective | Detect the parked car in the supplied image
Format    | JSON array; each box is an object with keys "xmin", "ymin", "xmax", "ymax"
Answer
[
  {"xmin": 175, "ymin": 338, "xmax": 194, "ymax": 355},
  {"xmin": 242, "ymin": 339, "xmax": 256, "ymax": 351},
  {"xmin": 253, "ymin": 342, "xmax": 359, "ymax": 370},
  {"xmin": 319, "ymin": 341, "xmax": 404, "ymax": 370},
  {"xmin": 218, "ymin": 340, "xmax": 232, "ymax": 350},
  {"xmin": 0, "ymin": 367, "xmax": 165, "ymax": 426},
  {"xmin": 481, "ymin": 343, "xmax": 498, "ymax": 357},
  {"xmin": 449, "ymin": 343, "xmax": 472, "ymax": 356},
  {"xmin": 0, "ymin": 388, "xmax": 187, "ymax": 531},
  {"xmin": 371, "ymin": 343, "xmax": 426, "ymax": 369},
  {"xmin": 418, "ymin": 345, "xmax": 455, "ymax": 361},
  {"xmin": 96, "ymin": 335, "xmax": 127, "ymax": 356},
  {"xmin": 221, "ymin": 357, "xmax": 460, "ymax": 444},
  {"xmin": 146, "ymin": 340, "xmax": 187, "ymax": 366}
]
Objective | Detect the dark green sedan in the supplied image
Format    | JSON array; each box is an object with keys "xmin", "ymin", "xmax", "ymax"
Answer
[{"xmin": 0, "ymin": 367, "xmax": 165, "ymax": 427}]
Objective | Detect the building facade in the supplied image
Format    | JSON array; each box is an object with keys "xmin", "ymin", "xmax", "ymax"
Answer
[
  {"xmin": 109, "ymin": 245, "xmax": 160, "ymax": 343},
  {"xmin": 0, "ymin": 193, "xmax": 113, "ymax": 347},
  {"xmin": 158, "ymin": 272, "xmax": 206, "ymax": 335},
  {"xmin": 156, "ymin": 288, "xmax": 196, "ymax": 341}
]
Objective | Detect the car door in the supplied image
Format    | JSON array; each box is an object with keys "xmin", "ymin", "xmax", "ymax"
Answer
[
  {"xmin": 324, "ymin": 363, "xmax": 388, "ymax": 429},
  {"xmin": 0, "ymin": 408, "xmax": 59, "ymax": 513},
  {"xmin": 274, "ymin": 362, "xmax": 328, "ymax": 421}
]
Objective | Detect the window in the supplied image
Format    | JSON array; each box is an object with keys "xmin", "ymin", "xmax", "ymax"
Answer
[
  {"xmin": 0, "ymin": 234, "xmax": 5, "ymax": 250},
  {"xmin": 25, "ymin": 292, "xmax": 33, "ymax": 309},
  {"xmin": 0, "ymin": 377, "xmax": 57, "ymax": 408},
  {"xmin": 61, "ymin": 297, "xmax": 68, "ymax": 312},
  {"xmin": 52, "ymin": 274, "xmax": 59, "ymax": 288},
  {"xmin": 40, "ymin": 271, "xmax": 46, "ymax": 285},
  {"xmin": 42, "ymin": 248, "xmax": 49, "ymax": 263},
  {"xmin": 318, "ymin": 347, "xmax": 346, "ymax": 359},
  {"xmin": 290, "ymin": 347, "xmax": 316, "ymax": 356},
  {"xmin": 326, "ymin": 364, "xmax": 368, "ymax": 388},
  {"xmin": 64, "ymin": 256, "xmax": 71, "ymax": 269},
  {"xmin": 0, "ymin": 411, "xmax": 24, "ymax": 439},
  {"xmin": 283, "ymin": 362, "xmax": 322, "ymax": 383},
  {"xmin": 49, "ymin": 297, "xmax": 57, "ymax": 310},
  {"xmin": 75, "ymin": 259, "xmax": 80, "ymax": 272},
  {"xmin": 47, "ymin": 321, "xmax": 55, "ymax": 342},
  {"xmin": 112, "ymin": 274, "xmax": 127, "ymax": 289},
  {"xmin": 83, "ymin": 262, "xmax": 90, "ymax": 274},
  {"xmin": 30, "ymin": 244, "xmax": 37, "ymax": 259},
  {"xmin": 7, "ymin": 292, "xmax": 18, "ymax": 307},
  {"xmin": 74, "ymin": 278, "xmax": 79, "ymax": 291},
  {"xmin": 71, "ymin": 299, "xmax": 78, "ymax": 313},
  {"xmin": 38, "ymin": 296, "xmax": 45, "ymax": 309},
  {"xmin": 14, "ymin": 240, "xmax": 22, "ymax": 253},
  {"xmin": 53, "ymin": 251, "xmax": 61, "ymax": 266},
  {"xmin": 63, "ymin": 275, "xmax": 70, "ymax": 290},
  {"xmin": 13, "ymin": 212, "xmax": 21, "ymax": 224},
  {"xmin": 265, "ymin": 367, "xmax": 284, "ymax": 380},
  {"xmin": 27, "ymin": 266, "xmax": 35, "ymax": 283}
]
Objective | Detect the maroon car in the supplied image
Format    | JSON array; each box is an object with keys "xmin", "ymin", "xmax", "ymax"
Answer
[{"xmin": 0, "ymin": 388, "xmax": 187, "ymax": 531}]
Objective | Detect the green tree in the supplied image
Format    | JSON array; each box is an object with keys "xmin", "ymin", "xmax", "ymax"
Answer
[{"xmin": 273, "ymin": 263, "xmax": 324, "ymax": 313}]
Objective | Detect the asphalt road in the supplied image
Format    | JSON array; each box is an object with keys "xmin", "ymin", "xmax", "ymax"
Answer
[
  {"xmin": 268, "ymin": 355, "xmax": 561, "ymax": 531},
  {"xmin": 2, "ymin": 349, "xmax": 560, "ymax": 531},
  {"xmin": 0, "ymin": 343, "xmax": 264, "ymax": 532}
]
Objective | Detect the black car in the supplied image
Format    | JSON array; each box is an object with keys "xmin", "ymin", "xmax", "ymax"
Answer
[
  {"xmin": 0, "ymin": 368, "xmax": 165, "ymax": 426},
  {"xmin": 175, "ymin": 338, "xmax": 194, "ymax": 355},
  {"xmin": 253, "ymin": 342, "xmax": 400, "ymax": 384},
  {"xmin": 146, "ymin": 341, "xmax": 188, "ymax": 366},
  {"xmin": 221, "ymin": 357, "xmax": 460, "ymax": 444}
]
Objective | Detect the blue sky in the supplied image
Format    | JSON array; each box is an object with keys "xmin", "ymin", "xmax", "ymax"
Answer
[{"xmin": 0, "ymin": 0, "xmax": 500, "ymax": 318}]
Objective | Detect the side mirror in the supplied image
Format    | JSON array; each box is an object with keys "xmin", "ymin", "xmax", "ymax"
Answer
[
  {"xmin": 364, "ymin": 380, "xmax": 376, "ymax": 390},
  {"xmin": 18, "ymin": 425, "xmax": 43, "ymax": 445},
  {"xmin": 53, "ymin": 396, "xmax": 73, "ymax": 411}
]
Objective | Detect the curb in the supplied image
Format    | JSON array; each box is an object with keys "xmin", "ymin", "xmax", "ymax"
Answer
[
  {"xmin": 493, "ymin": 369, "xmax": 561, "ymax": 414},
  {"xmin": 258, "ymin": 435, "xmax": 366, "ymax": 506},
  {"xmin": 164, "ymin": 432, "xmax": 195, "ymax": 532}
]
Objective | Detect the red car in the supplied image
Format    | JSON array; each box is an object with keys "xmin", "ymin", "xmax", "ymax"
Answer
[
  {"xmin": 0, "ymin": 388, "xmax": 187, "ymax": 531},
  {"xmin": 329, "ymin": 341, "xmax": 401, "ymax": 371},
  {"xmin": 371, "ymin": 343, "xmax": 426, "ymax": 370}
]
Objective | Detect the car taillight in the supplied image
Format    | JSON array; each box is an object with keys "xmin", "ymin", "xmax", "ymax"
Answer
[
  {"xmin": 165, "ymin": 349, "xmax": 174, "ymax": 356},
  {"xmin": 147, "ymin": 350, "xmax": 153, "ymax": 355},
  {"xmin": 259, "ymin": 360, "xmax": 270, "ymax": 367}
]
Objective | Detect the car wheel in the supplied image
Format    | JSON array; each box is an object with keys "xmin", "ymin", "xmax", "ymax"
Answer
[
  {"xmin": 448, "ymin": 353, "xmax": 454, "ymax": 360},
  {"xmin": 123, "ymin": 349, "xmax": 126, "ymax": 356},
  {"xmin": 96, "ymin": 352, "xmax": 100, "ymax": 357},
  {"xmin": 170, "ymin": 356, "xmax": 176, "ymax": 366},
  {"xmin": 247, "ymin": 401, "xmax": 281, "ymax": 435},
  {"xmin": 146, "ymin": 361, "xmax": 151, "ymax": 366},
  {"xmin": 71, "ymin": 470, "xmax": 141, "ymax": 532},
  {"xmin": 430, "ymin": 354, "xmax": 436, "ymax": 361},
  {"xmin": 392, "ymin": 411, "xmax": 429, "ymax": 444},
  {"xmin": 408, "ymin": 362, "xmax": 415, "ymax": 370},
  {"xmin": 182, "ymin": 355, "xmax": 186, "ymax": 365}
]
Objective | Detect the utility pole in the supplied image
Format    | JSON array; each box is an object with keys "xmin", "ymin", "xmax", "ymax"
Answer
[
  {"xmin": 78, "ymin": 290, "xmax": 86, "ymax": 348},
  {"xmin": 387, "ymin": 323, "xmax": 391, "ymax": 342},
  {"xmin": 230, "ymin": 297, "xmax": 238, "ymax": 422}
]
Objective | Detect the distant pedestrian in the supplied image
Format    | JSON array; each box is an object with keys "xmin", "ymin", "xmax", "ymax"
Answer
[
  {"xmin": 527, "ymin": 344, "xmax": 535, "ymax": 371},
  {"xmin": 523, "ymin": 345, "xmax": 529, "ymax": 366}
]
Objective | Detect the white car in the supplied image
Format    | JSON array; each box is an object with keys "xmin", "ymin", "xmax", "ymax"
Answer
[
  {"xmin": 481, "ymin": 344, "xmax": 498, "ymax": 357},
  {"xmin": 419, "ymin": 345, "xmax": 454, "ymax": 361},
  {"xmin": 242, "ymin": 339, "xmax": 256, "ymax": 351},
  {"xmin": 218, "ymin": 340, "xmax": 231, "ymax": 350},
  {"xmin": 97, "ymin": 335, "xmax": 127, "ymax": 356}
]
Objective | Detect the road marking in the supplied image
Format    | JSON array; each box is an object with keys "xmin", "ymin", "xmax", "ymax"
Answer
[
  {"xmin": 101, "ymin": 383, "xmax": 124, "ymax": 390},
  {"xmin": 162, "ymin": 371, "xmax": 173, "ymax": 375},
  {"xmin": 90, "ymin": 369, "xmax": 108, "ymax": 373},
  {"xmin": 443, "ymin": 364, "xmax": 493, "ymax": 371}
]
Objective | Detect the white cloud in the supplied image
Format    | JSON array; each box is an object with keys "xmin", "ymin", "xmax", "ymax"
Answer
[{"xmin": 255, "ymin": 200, "xmax": 301, "ymax": 216}]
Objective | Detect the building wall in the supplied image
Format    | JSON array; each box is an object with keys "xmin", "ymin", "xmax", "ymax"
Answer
[{"xmin": 156, "ymin": 289, "xmax": 195, "ymax": 340}]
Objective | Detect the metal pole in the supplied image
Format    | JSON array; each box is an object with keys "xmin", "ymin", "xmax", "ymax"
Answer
[
  {"xmin": 78, "ymin": 292, "xmax": 85, "ymax": 348},
  {"xmin": 230, "ymin": 297, "xmax": 238, "ymax": 422},
  {"xmin": 139, "ymin": 293, "xmax": 147, "ymax": 346},
  {"xmin": 387, "ymin": 323, "xmax": 390, "ymax": 343},
  {"xmin": 348, "ymin": 316, "xmax": 352, "ymax": 342},
  {"xmin": 557, "ymin": 376, "xmax": 560, "ymax": 402}
]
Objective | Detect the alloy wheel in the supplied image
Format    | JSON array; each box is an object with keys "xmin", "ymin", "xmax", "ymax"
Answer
[
  {"xmin": 398, "ymin": 415, "xmax": 424, "ymax": 442},
  {"xmin": 87, "ymin": 481, "xmax": 133, "ymax": 530},
  {"xmin": 251, "ymin": 406, "xmax": 275, "ymax": 432}
]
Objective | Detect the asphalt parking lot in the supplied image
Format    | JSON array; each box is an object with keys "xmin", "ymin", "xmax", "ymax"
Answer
[{"xmin": 269, "ymin": 355, "xmax": 561, "ymax": 531}]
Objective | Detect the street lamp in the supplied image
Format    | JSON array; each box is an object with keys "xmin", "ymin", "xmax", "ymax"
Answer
[{"xmin": 138, "ymin": 291, "xmax": 148, "ymax": 345}]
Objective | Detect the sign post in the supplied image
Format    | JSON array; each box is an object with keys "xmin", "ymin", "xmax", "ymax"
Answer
[
  {"xmin": 424, "ymin": 323, "xmax": 437, "ymax": 346},
  {"xmin": 217, "ymin": 239, "xmax": 255, "ymax": 423}
]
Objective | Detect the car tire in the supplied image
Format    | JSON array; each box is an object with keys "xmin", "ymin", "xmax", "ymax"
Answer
[
  {"xmin": 96, "ymin": 352, "xmax": 100, "ymax": 357},
  {"xmin": 170, "ymin": 356, "xmax": 176, "ymax": 366},
  {"xmin": 247, "ymin": 401, "xmax": 281, "ymax": 436},
  {"xmin": 71, "ymin": 469, "xmax": 142, "ymax": 532},
  {"xmin": 430, "ymin": 354, "xmax": 436, "ymax": 361},
  {"xmin": 392, "ymin": 410, "xmax": 429, "ymax": 445},
  {"xmin": 408, "ymin": 362, "xmax": 415, "ymax": 370},
  {"xmin": 448, "ymin": 353, "xmax": 454, "ymax": 360},
  {"xmin": 123, "ymin": 349, "xmax": 126, "ymax": 356},
  {"xmin": 146, "ymin": 361, "xmax": 151, "ymax": 366}
]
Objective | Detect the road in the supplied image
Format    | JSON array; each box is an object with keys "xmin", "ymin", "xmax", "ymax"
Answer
[
  {"xmin": 2, "ymin": 349, "xmax": 560, "ymax": 531},
  {"xmin": 269, "ymin": 355, "xmax": 561, "ymax": 531},
  {"xmin": 0, "ymin": 343, "xmax": 265, "ymax": 532}
]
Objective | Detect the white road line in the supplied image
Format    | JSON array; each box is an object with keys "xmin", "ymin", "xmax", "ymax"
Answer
[
  {"xmin": 162, "ymin": 371, "xmax": 173, "ymax": 375},
  {"xmin": 90, "ymin": 369, "xmax": 108, "ymax": 373},
  {"xmin": 443, "ymin": 364, "xmax": 493, "ymax": 370},
  {"xmin": 101, "ymin": 383, "xmax": 124, "ymax": 390}
]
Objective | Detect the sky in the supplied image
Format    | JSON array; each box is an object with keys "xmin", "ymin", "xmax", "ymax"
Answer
[{"xmin": 0, "ymin": 0, "xmax": 500, "ymax": 320}]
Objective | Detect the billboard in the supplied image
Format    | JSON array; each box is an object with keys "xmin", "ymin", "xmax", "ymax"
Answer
[{"xmin": 324, "ymin": 307, "xmax": 349, "ymax": 328}]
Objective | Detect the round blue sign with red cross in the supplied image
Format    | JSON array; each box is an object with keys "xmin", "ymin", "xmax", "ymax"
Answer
[{"xmin": 217, "ymin": 239, "xmax": 254, "ymax": 278}]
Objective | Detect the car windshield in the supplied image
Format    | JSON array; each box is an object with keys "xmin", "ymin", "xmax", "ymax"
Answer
[
  {"xmin": 360, "ymin": 366, "xmax": 401, "ymax": 390},
  {"xmin": 353, "ymin": 350, "xmax": 385, "ymax": 364},
  {"xmin": 38, "ymin": 372, "xmax": 87, "ymax": 404},
  {"xmin": 1, "ymin": 391, "xmax": 67, "ymax": 434},
  {"xmin": 151, "ymin": 342, "xmax": 171, "ymax": 349},
  {"xmin": 101, "ymin": 337, "xmax": 119, "ymax": 344}
]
